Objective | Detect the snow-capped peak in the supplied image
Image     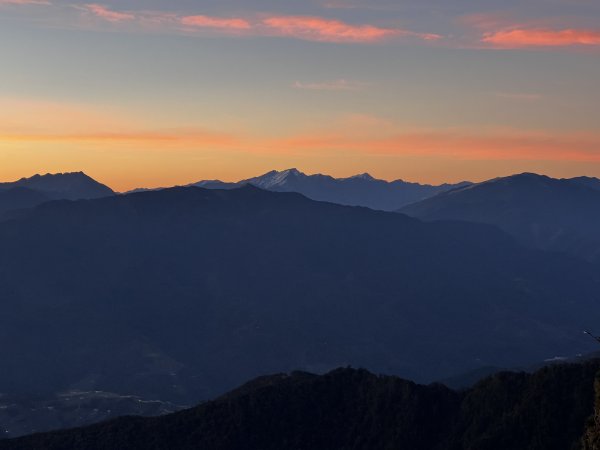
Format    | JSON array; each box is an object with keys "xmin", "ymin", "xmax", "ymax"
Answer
[
  {"xmin": 347, "ymin": 173, "xmax": 375, "ymax": 181},
  {"xmin": 250, "ymin": 169, "xmax": 306, "ymax": 189}
]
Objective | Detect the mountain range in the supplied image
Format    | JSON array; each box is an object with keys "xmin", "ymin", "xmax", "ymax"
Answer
[
  {"xmin": 0, "ymin": 172, "xmax": 114, "ymax": 215},
  {"xmin": 3, "ymin": 169, "xmax": 600, "ymax": 439},
  {"xmin": 189, "ymin": 168, "xmax": 471, "ymax": 211},
  {"xmin": 3, "ymin": 361, "xmax": 600, "ymax": 450},
  {"xmin": 0, "ymin": 392, "xmax": 183, "ymax": 440},
  {"xmin": 0, "ymin": 185, "xmax": 599, "ymax": 410},
  {"xmin": 400, "ymin": 173, "xmax": 600, "ymax": 261}
]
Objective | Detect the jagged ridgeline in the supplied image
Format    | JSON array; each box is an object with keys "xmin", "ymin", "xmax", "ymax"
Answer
[
  {"xmin": 583, "ymin": 372, "xmax": 600, "ymax": 450},
  {"xmin": 2, "ymin": 361, "xmax": 600, "ymax": 450},
  {"xmin": 1, "ymin": 186, "xmax": 600, "ymax": 408}
]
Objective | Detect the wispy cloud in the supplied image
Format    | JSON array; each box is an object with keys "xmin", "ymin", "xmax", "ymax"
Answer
[
  {"xmin": 292, "ymin": 79, "xmax": 370, "ymax": 91},
  {"xmin": 0, "ymin": 130, "xmax": 239, "ymax": 148},
  {"xmin": 3, "ymin": 98, "xmax": 600, "ymax": 165},
  {"xmin": 0, "ymin": 0, "xmax": 50, "ymax": 5},
  {"xmin": 462, "ymin": 13, "xmax": 600, "ymax": 49},
  {"xmin": 319, "ymin": 0, "xmax": 406, "ymax": 12},
  {"xmin": 483, "ymin": 28, "xmax": 600, "ymax": 48},
  {"xmin": 82, "ymin": 4, "xmax": 135, "ymax": 22},
  {"xmin": 181, "ymin": 15, "xmax": 251, "ymax": 30},
  {"xmin": 60, "ymin": 4, "xmax": 441, "ymax": 44},
  {"xmin": 263, "ymin": 15, "xmax": 440, "ymax": 43},
  {"xmin": 321, "ymin": 0, "xmax": 363, "ymax": 9},
  {"xmin": 274, "ymin": 127, "xmax": 600, "ymax": 162}
]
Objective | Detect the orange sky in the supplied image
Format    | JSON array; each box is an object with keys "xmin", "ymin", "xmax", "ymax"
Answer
[{"xmin": 1, "ymin": 0, "xmax": 600, "ymax": 190}]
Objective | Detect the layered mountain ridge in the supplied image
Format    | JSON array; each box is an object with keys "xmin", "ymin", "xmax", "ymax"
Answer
[
  {"xmin": 0, "ymin": 185, "xmax": 599, "ymax": 408},
  {"xmin": 400, "ymin": 172, "xmax": 600, "ymax": 261},
  {"xmin": 0, "ymin": 172, "xmax": 114, "ymax": 215},
  {"xmin": 3, "ymin": 361, "xmax": 600, "ymax": 450},
  {"xmin": 189, "ymin": 168, "xmax": 471, "ymax": 210},
  {"xmin": 2, "ymin": 170, "xmax": 600, "ymax": 440}
]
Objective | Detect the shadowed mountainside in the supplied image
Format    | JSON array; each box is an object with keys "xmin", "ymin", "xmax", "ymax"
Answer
[
  {"xmin": 0, "ymin": 392, "xmax": 184, "ymax": 440},
  {"xmin": 0, "ymin": 172, "xmax": 114, "ymax": 201},
  {"xmin": 0, "ymin": 172, "xmax": 114, "ymax": 215},
  {"xmin": 0, "ymin": 185, "xmax": 599, "ymax": 411},
  {"xmin": 3, "ymin": 362, "xmax": 600, "ymax": 450},
  {"xmin": 0, "ymin": 187, "xmax": 50, "ymax": 216},
  {"xmin": 401, "ymin": 173, "xmax": 600, "ymax": 261}
]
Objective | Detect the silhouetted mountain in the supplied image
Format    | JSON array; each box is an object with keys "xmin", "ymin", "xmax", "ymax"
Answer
[
  {"xmin": 0, "ymin": 172, "xmax": 114, "ymax": 201},
  {"xmin": 0, "ymin": 392, "xmax": 184, "ymax": 439},
  {"xmin": 438, "ymin": 366, "xmax": 504, "ymax": 390},
  {"xmin": 583, "ymin": 369, "xmax": 600, "ymax": 449},
  {"xmin": 3, "ymin": 362, "xmax": 600, "ymax": 450},
  {"xmin": 0, "ymin": 185, "xmax": 598, "ymax": 410},
  {"xmin": 0, "ymin": 187, "xmax": 50, "ymax": 215},
  {"xmin": 194, "ymin": 180, "xmax": 238, "ymax": 190},
  {"xmin": 571, "ymin": 176, "xmax": 600, "ymax": 192},
  {"xmin": 400, "ymin": 173, "xmax": 600, "ymax": 261},
  {"xmin": 437, "ymin": 350, "xmax": 600, "ymax": 390},
  {"xmin": 189, "ymin": 168, "xmax": 470, "ymax": 210}
]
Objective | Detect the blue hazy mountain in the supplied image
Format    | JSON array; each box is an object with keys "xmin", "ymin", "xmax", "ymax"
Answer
[
  {"xmin": 571, "ymin": 176, "xmax": 600, "ymax": 191},
  {"xmin": 400, "ymin": 173, "xmax": 600, "ymax": 261},
  {"xmin": 190, "ymin": 168, "xmax": 470, "ymax": 211},
  {"xmin": 0, "ymin": 171, "xmax": 114, "ymax": 209},
  {"xmin": 0, "ymin": 187, "xmax": 51, "ymax": 215},
  {"xmin": 0, "ymin": 185, "xmax": 598, "ymax": 411},
  {"xmin": 0, "ymin": 171, "xmax": 115, "ymax": 200}
]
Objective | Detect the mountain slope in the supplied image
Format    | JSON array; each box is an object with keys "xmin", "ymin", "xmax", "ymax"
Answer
[
  {"xmin": 0, "ymin": 392, "xmax": 184, "ymax": 440},
  {"xmin": 0, "ymin": 186, "xmax": 599, "ymax": 408},
  {"xmin": 0, "ymin": 187, "xmax": 50, "ymax": 215},
  {"xmin": 571, "ymin": 176, "xmax": 600, "ymax": 192},
  {"xmin": 3, "ymin": 362, "xmax": 600, "ymax": 450},
  {"xmin": 190, "ymin": 168, "xmax": 470, "ymax": 210},
  {"xmin": 0, "ymin": 172, "xmax": 114, "ymax": 201},
  {"xmin": 400, "ymin": 173, "xmax": 600, "ymax": 261}
]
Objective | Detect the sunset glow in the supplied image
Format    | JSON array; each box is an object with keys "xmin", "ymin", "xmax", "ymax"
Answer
[{"xmin": 1, "ymin": 0, "xmax": 600, "ymax": 189}]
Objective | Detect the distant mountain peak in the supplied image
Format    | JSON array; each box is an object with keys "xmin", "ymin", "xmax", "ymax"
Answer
[
  {"xmin": 277, "ymin": 168, "xmax": 305, "ymax": 180},
  {"xmin": 0, "ymin": 171, "xmax": 114, "ymax": 201},
  {"xmin": 400, "ymin": 171, "xmax": 600, "ymax": 261},
  {"xmin": 244, "ymin": 168, "xmax": 307, "ymax": 189},
  {"xmin": 282, "ymin": 168, "xmax": 302, "ymax": 175},
  {"xmin": 507, "ymin": 172, "xmax": 550, "ymax": 181},
  {"xmin": 27, "ymin": 171, "xmax": 88, "ymax": 180},
  {"xmin": 187, "ymin": 168, "xmax": 470, "ymax": 211},
  {"xmin": 348, "ymin": 173, "xmax": 375, "ymax": 181}
]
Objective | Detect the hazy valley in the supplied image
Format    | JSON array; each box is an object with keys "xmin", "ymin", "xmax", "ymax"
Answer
[{"xmin": 2, "ymin": 170, "xmax": 600, "ymax": 444}]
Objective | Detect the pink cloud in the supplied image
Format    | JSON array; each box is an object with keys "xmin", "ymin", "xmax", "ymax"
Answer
[
  {"xmin": 41, "ymin": 4, "xmax": 441, "ymax": 45},
  {"xmin": 84, "ymin": 4, "xmax": 135, "ymax": 22},
  {"xmin": 482, "ymin": 28, "xmax": 600, "ymax": 48},
  {"xmin": 462, "ymin": 13, "xmax": 600, "ymax": 49},
  {"xmin": 263, "ymin": 15, "xmax": 440, "ymax": 43},
  {"xmin": 181, "ymin": 15, "xmax": 251, "ymax": 30},
  {"xmin": 0, "ymin": 0, "xmax": 50, "ymax": 4},
  {"xmin": 461, "ymin": 12, "xmax": 514, "ymax": 31}
]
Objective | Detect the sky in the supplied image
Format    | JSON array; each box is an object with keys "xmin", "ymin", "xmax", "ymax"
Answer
[{"xmin": 1, "ymin": 0, "xmax": 600, "ymax": 190}]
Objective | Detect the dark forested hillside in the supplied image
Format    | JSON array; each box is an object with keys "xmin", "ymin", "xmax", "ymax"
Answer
[
  {"xmin": 400, "ymin": 173, "xmax": 600, "ymax": 261},
  {"xmin": 0, "ymin": 185, "xmax": 599, "ymax": 411},
  {"xmin": 3, "ymin": 362, "xmax": 600, "ymax": 450}
]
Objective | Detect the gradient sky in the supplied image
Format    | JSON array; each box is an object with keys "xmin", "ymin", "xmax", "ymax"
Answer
[{"xmin": 1, "ymin": 0, "xmax": 600, "ymax": 190}]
